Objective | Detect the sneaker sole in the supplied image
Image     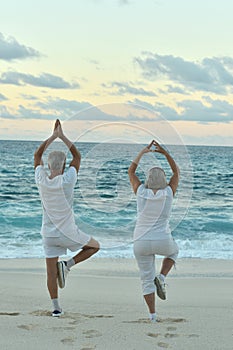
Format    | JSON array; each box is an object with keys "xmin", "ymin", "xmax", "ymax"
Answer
[
  {"xmin": 57, "ymin": 262, "xmax": 65, "ymax": 289},
  {"xmin": 52, "ymin": 311, "xmax": 64, "ymax": 317},
  {"xmin": 154, "ymin": 277, "xmax": 166, "ymax": 300}
]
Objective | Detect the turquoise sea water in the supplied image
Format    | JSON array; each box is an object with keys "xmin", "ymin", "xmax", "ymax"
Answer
[{"xmin": 0, "ymin": 140, "xmax": 232, "ymax": 259}]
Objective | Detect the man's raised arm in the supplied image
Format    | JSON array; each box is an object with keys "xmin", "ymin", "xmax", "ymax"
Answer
[
  {"xmin": 58, "ymin": 122, "xmax": 81, "ymax": 173},
  {"xmin": 34, "ymin": 120, "xmax": 59, "ymax": 169}
]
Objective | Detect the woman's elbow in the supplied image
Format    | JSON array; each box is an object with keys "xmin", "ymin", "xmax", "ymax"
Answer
[
  {"xmin": 34, "ymin": 151, "xmax": 39, "ymax": 159},
  {"xmin": 128, "ymin": 167, "xmax": 133, "ymax": 177}
]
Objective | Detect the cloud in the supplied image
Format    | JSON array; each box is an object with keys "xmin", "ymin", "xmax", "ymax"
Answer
[
  {"xmin": 0, "ymin": 32, "xmax": 41, "ymax": 61},
  {"xmin": 36, "ymin": 98, "xmax": 93, "ymax": 115},
  {"xmin": 35, "ymin": 98, "xmax": 139, "ymax": 121},
  {"xmin": 0, "ymin": 105, "xmax": 15, "ymax": 119},
  {"xmin": 2, "ymin": 95, "xmax": 233, "ymax": 124},
  {"xmin": 20, "ymin": 94, "xmax": 39, "ymax": 101},
  {"xmin": 18, "ymin": 106, "xmax": 59, "ymax": 120},
  {"xmin": 0, "ymin": 99, "xmax": 105, "ymax": 120},
  {"xmin": 177, "ymin": 99, "xmax": 233, "ymax": 123},
  {"xmin": 0, "ymin": 97, "xmax": 154, "ymax": 121},
  {"xmin": 0, "ymin": 71, "xmax": 79, "ymax": 89},
  {"xmin": 103, "ymin": 81, "xmax": 156, "ymax": 96},
  {"xmin": 0, "ymin": 93, "xmax": 7, "ymax": 102},
  {"xmin": 86, "ymin": 58, "xmax": 102, "ymax": 71},
  {"xmin": 135, "ymin": 53, "xmax": 233, "ymax": 94},
  {"xmin": 129, "ymin": 97, "xmax": 233, "ymax": 123},
  {"xmin": 0, "ymin": 105, "xmax": 57, "ymax": 120},
  {"xmin": 159, "ymin": 84, "xmax": 188, "ymax": 94}
]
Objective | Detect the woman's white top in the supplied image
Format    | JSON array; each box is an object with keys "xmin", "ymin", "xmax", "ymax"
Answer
[{"xmin": 133, "ymin": 184, "xmax": 173, "ymax": 241}]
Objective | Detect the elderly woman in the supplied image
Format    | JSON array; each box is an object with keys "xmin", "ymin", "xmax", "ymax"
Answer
[{"xmin": 128, "ymin": 140, "xmax": 179, "ymax": 322}]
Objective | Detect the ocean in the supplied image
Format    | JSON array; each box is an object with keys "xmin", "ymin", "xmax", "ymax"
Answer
[{"xmin": 0, "ymin": 140, "xmax": 232, "ymax": 259}]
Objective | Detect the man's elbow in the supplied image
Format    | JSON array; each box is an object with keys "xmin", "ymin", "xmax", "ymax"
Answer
[
  {"xmin": 34, "ymin": 151, "xmax": 38, "ymax": 160},
  {"xmin": 74, "ymin": 154, "xmax": 81, "ymax": 163},
  {"xmin": 75, "ymin": 150, "xmax": 81, "ymax": 161},
  {"xmin": 128, "ymin": 167, "xmax": 132, "ymax": 176},
  {"xmin": 34, "ymin": 148, "xmax": 42, "ymax": 158},
  {"xmin": 174, "ymin": 166, "xmax": 180, "ymax": 179}
]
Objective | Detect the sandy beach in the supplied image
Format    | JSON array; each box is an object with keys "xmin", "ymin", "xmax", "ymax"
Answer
[{"xmin": 0, "ymin": 258, "xmax": 232, "ymax": 350}]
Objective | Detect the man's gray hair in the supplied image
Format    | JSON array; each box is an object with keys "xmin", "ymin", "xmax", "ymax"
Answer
[
  {"xmin": 48, "ymin": 151, "xmax": 66, "ymax": 171},
  {"xmin": 145, "ymin": 167, "xmax": 167, "ymax": 190}
]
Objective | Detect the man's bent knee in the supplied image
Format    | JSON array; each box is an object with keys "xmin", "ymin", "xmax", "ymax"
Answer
[{"xmin": 84, "ymin": 238, "xmax": 100, "ymax": 253}]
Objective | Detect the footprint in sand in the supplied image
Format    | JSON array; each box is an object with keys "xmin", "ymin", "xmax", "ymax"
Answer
[
  {"xmin": 123, "ymin": 318, "xmax": 151, "ymax": 324},
  {"xmin": 164, "ymin": 333, "xmax": 179, "ymax": 338},
  {"xmin": 157, "ymin": 342, "xmax": 169, "ymax": 348},
  {"xmin": 69, "ymin": 320, "xmax": 80, "ymax": 325},
  {"xmin": 147, "ymin": 332, "xmax": 160, "ymax": 338},
  {"xmin": 0, "ymin": 312, "xmax": 20, "ymax": 316},
  {"xmin": 160, "ymin": 318, "xmax": 186, "ymax": 324},
  {"xmin": 51, "ymin": 326, "xmax": 76, "ymax": 331},
  {"xmin": 30, "ymin": 310, "xmax": 51, "ymax": 317},
  {"xmin": 63, "ymin": 326, "xmax": 76, "ymax": 331},
  {"xmin": 18, "ymin": 324, "xmax": 38, "ymax": 331},
  {"xmin": 187, "ymin": 334, "xmax": 200, "ymax": 338},
  {"xmin": 83, "ymin": 330, "xmax": 102, "ymax": 339},
  {"xmin": 81, "ymin": 313, "xmax": 113, "ymax": 319},
  {"xmin": 60, "ymin": 337, "xmax": 75, "ymax": 345},
  {"xmin": 166, "ymin": 326, "xmax": 177, "ymax": 331}
]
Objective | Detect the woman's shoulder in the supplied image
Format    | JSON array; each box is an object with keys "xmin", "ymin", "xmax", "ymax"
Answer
[
  {"xmin": 137, "ymin": 184, "xmax": 156, "ymax": 198},
  {"xmin": 164, "ymin": 185, "xmax": 173, "ymax": 196},
  {"xmin": 154, "ymin": 185, "xmax": 173, "ymax": 197},
  {"xmin": 136, "ymin": 183, "xmax": 145, "ymax": 195},
  {"xmin": 137, "ymin": 184, "xmax": 173, "ymax": 198}
]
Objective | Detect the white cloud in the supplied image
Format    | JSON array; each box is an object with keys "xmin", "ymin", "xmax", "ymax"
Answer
[
  {"xmin": 0, "ymin": 105, "xmax": 15, "ymax": 119},
  {"xmin": 36, "ymin": 98, "xmax": 92, "ymax": 115},
  {"xmin": 103, "ymin": 81, "xmax": 156, "ymax": 96},
  {"xmin": 0, "ymin": 98, "xmax": 154, "ymax": 121},
  {"xmin": 2, "ymin": 95, "xmax": 233, "ymax": 124},
  {"xmin": 20, "ymin": 94, "xmax": 39, "ymax": 101},
  {"xmin": 159, "ymin": 84, "xmax": 188, "ymax": 94},
  {"xmin": 0, "ymin": 32, "xmax": 41, "ymax": 61},
  {"xmin": 0, "ymin": 93, "xmax": 7, "ymax": 101},
  {"xmin": 0, "ymin": 71, "xmax": 79, "ymax": 89},
  {"xmin": 135, "ymin": 53, "xmax": 233, "ymax": 94},
  {"xmin": 129, "ymin": 97, "xmax": 233, "ymax": 123}
]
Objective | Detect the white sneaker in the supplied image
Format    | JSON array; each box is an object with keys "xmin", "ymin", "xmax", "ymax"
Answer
[
  {"xmin": 154, "ymin": 275, "xmax": 166, "ymax": 300},
  {"xmin": 57, "ymin": 261, "xmax": 69, "ymax": 289},
  {"xmin": 52, "ymin": 309, "xmax": 64, "ymax": 317}
]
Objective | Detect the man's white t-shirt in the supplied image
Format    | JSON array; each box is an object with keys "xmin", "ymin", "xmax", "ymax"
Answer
[
  {"xmin": 35, "ymin": 165, "xmax": 79, "ymax": 239},
  {"xmin": 133, "ymin": 184, "xmax": 173, "ymax": 241}
]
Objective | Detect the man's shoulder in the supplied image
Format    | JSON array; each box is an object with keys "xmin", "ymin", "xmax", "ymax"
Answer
[
  {"xmin": 35, "ymin": 165, "xmax": 47, "ymax": 183},
  {"xmin": 63, "ymin": 166, "xmax": 77, "ymax": 183},
  {"xmin": 35, "ymin": 164, "xmax": 43, "ymax": 172}
]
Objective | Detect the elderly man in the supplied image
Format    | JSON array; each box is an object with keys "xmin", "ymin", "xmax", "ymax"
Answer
[{"xmin": 34, "ymin": 119, "xmax": 99, "ymax": 317}]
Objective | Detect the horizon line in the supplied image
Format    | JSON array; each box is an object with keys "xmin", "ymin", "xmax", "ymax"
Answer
[{"xmin": 0, "ymin": 139, "xmax": 232, "ymax": 147}]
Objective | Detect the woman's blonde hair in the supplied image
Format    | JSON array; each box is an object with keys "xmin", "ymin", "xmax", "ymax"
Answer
[
  {"xmin": 48, "ymin": 151, "xmax": 66, "ymax": 171},
  {"xmin": 145, "ymin": 167, "xmax": 167, "ymax": 190}
]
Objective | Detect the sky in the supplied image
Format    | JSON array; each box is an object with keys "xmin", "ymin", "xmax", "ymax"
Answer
[{"xmin": 0, "ymin": 0, "xmax": 233, "ymax": 145}]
